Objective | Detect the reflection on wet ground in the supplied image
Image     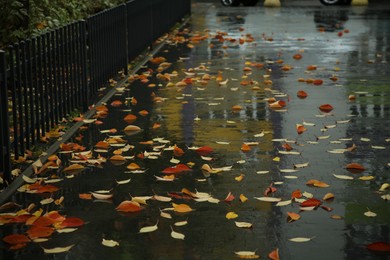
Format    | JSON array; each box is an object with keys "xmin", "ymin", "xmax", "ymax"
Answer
[{"xmin": 1, "ymin": 2, "xmax": 390, "ymax": 260}]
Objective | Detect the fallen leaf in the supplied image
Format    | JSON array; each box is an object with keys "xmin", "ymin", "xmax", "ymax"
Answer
[
  {"xmin": 366, "ymin": 242, "xmax": 390, "ymax": 252},
  {"xmin": 224, "ymin": 192, "xmax": 235, "ymax": 202},
  {"xmin": 346, "ymin": 163, "xmax": 365, "ymax": 173},
  {"xmin": 235, "ymin": 221, "xmax": 252, "ymax": 228},
  {"xmin": 116, "ymin": 201, "xmax": 143, "ymax": 212},
  {"xmin": 300, "ymin": 198, "xmax": 322, "ymax": 208},
  {"xmin": 3, "ymin": 234, "xmax": 30, "ymax": 245},
  {"xmin": 268, "ymin": 248, "xmax": 279, "ymax": 260},
  {"xmin": 239, "ymin": 194, "xmax": 248, "ymax": 203},
  {"xmin": 226, "ymin": 212, "xmax": 238, "ymax": 219},
  {"xmin": 364, "ymin": 209, "xmax": 377, "ymax": 217},
  {"xmin": 254, "ymin": 197, "xmax": 282, "ymax": 202},
  {"xmin": 289, "ymin": 237, "xmax": 314, "ymax": 243},
  {"xmin": 102, "ymin": 238, "xmax": 119, "ymax": 247},
  {"xmin": 287, "ymin": 212, "xmax": 301, "ymax": 222},
  {"xmin": 319, "ymin": 104, "xmax": 333, "ymax": 113},
  {"xmin": 172, "ymin": 203, "xmax": 193, "ymax": 213},
  {"xmin": 170, "ymin": 226, "xmax": 185, "ymax": 240},
  {"xmin": 42, "ymin": 244, "xmax": 75, "ymax": 254},
  {"xmin": 323, "ymin": 193, "xmax": 335, "ymax": 201},
  {"xmin": 139, "ymin": 220, "xmax": 158, "ymax": 233}
]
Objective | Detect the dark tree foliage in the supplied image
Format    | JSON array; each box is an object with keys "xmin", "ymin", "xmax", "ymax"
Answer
[{"xmin": 0, "ymin": 0, "xmax": 127, "ymax": 48}]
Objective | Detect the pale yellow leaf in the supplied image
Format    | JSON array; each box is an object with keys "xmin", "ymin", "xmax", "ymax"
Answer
[
  {"xmin": 170, "ymin": 226, "xmax": 185, "ymax": 240},
  {"xmin": 102, "ymin": 238, "xmax": 119, "ymax": 247},
  {"xmin": 139, "ymin": 220, "xmax": 158, "ymax": 233},
  {"xmin": 42, "ymin": 244, "xmax": 75, "ymax": 254}
]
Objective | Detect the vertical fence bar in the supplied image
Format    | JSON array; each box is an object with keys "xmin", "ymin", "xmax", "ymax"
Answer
[
  {"xmin": 32, "ymin": 38, "xmax": 42, "ymax": 141},
  {"xmin": 63, "ymin": 26, "xmax": 70, "ymax": 116},
  {"xmin": 0, "ymin": 50, "xmax": 11, "ymax": 183},
  {"xmin": 57, "ymin": 29, "xmax": 65, "ymax": 120},
  {"xmin": 26, "ymin": 40, "xmax": 35, "ymax": 145},
  {"xmin": 68, "ymin": 24, "xmax": 75, "ymax": 111},
  {"xmin": 51, "ymin": 30, "xmax": 59, "ymax": 125},
  {"xmin": 37, "ymin": 36, "xmax": 45, "ymax": 136},
  {"xmin": 47, "ymin": 31, "xmax": 54, "ymax": 128},
  {"xmin": 14, "ymin": 44, "xmax": 25, "ymax": 156},
  {"xmin": 21, "ymin": 41, "xmax": 30, "ymax": 150},
  {"xmin": 42, "ymin": 35, "xmax": 50, "ymax": 133},
  {"xmin": 9, "ymin": 47, "xmax": 19, "ymax": 159},
  {"xmin": 80, "ymin": 20, "xmax": 89, "ymax": 110}
]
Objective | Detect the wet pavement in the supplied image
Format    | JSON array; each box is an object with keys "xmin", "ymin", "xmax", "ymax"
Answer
[{"xmin": 1, "ymin": 1, "xmax": 390, "ymax": 260}]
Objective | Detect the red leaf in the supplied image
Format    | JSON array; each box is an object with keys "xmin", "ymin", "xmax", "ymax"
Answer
[
  {"xmin": 60, "ymin": 217, "xmax": 84, "ymax": 228},
  {"xmin": 366, "ymin": 242, "xmax": 390, "ymax": 252},
  {"xmin": 320, "ymin": 205, "xmax": 333, "ymax": 212},
  {"xmin": 196, "ymin": 146, "xmax": 214, "ymax": 156},
  {"xmin": 319, "ymin": 104, "xmax": 333, "ymax": 113},
  {"xmin": 224, "ymin": 192, "xmax": 235, "ymax": 202},
  {"xmin": 162, "ymin": 164, "xmax": 192, "ymax": 175},
  {"xmin": 345, "ymin": 163, "xmax": 365, "ymax": 173},
  {"xmin": 300, "ymin": 198, "xmax": 322, "ymax": 208},
  {"xmin": 10, "ymin": 214, "xmax": 31, "ymax": 224},
  {"xmin": 3, "ymin": 234, "xmax": 30, "ymax": 245},
  {"xmin": 32, "ymin": 216, "xmax": 56, "ymax": 227},
  {"xmin": 33, "ymin": 184, "xmax": 60, "ymax": 194},
  {"xmin": 297, "ymin": 90, "xmax": 308, "ymax": 99},
  {"xmin": 313, "ymin": 79, "xmax": 323, "ymax": 85}
]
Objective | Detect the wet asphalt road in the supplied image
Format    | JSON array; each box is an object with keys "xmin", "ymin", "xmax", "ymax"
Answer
[{"xmin": 1, "ymin": 1, "xmax": 390, "ymax": 259}]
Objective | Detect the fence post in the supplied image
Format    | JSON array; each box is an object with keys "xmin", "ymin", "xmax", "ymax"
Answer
[{"xmin": 0, "ymin": 50, "xmax": 11, "ymax": 184}]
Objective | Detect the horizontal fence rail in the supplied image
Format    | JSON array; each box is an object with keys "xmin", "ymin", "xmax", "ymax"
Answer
[{"xmin": 0, "ymin": 0, "xmax": 191, "ymax": 185}]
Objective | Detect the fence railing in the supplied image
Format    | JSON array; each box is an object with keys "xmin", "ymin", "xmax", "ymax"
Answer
[{"xmin": 0, "ymin": 0, "xmax": 191, "ymax": 185}]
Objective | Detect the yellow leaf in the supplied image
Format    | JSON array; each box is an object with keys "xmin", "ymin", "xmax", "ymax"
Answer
[
  {"xmin": 226, "ymin": 212, "xmax": 238, "ymax": 219},
  {"xmin": 273, "ymin": 156, "xmax": 280, "ymax": 162},
  {"xmin": 359, "ymin": 176, "xmax": 374, "ymax": 181},
  {"xmin": 172, "ymin": 203, "xmax": 193, "ymax": 213},
  {"xmin": 239, "ymin": 194, "xmax": 248, "ymax": 203},
  {"xmin": 235, "ymin": 174, "xmax": 245, "ymax": 182}
]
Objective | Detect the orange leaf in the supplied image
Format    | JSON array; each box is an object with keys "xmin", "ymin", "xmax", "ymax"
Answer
[
  {"xmin": 345, "ymin": 163, "xmax": 365, "ymax": 173},
  {"xmin": 127, "ymin": 163, "xmax": 140, "ymax": 170},
  {"xmin": 138, "ymin": 110, "xmax": 149, "ymax": 116},
  {"xmin": 297, "ymin": 90, "xmax": 308, "ymax": 98},
  {"xmin": 34, "ymin": 184, "xmax": 60, "ymax": 194},
  {"xmin": 323, "ymin": 193, "xmax": 335, "ymax": 201},
  {"xmin": 287, "ymin": 212, "xmax": 301, "ymax": 222},
  {"xmin": 62, "ymin": 164, "xmax": 85, "ymax": 173},
  {"xmin": 172, "ymin": 203, "xmax": 193, "ymax": 213},
  {"xmin": 232, "ymin": 105, "xmax": 243, "ymax": 111},
  {"xmin": 116, "ymin": 201, "xmax": 143, "ymax": 212},
  {"xmin": 291, "ymin": 189, "xmax": 302, "ymax": 199},
  {"xmin": 110, "ymin": 100, "xmax": 123, "ymax": 107},
  {"xmin": 79, "ymin": 193, "xmax": 93, "ymax": 200},
  {"xmin": 268, "ymin": 248, "xmax": 280, "ymax": 260},
  {"xmin": 173, "ymin": 146, "xmax": 185, "ymax": 157},
  {"xmin": 26, "ymin": 226, "xmax": 54, "ymax": 239},
  {"xmin": 241, "ymin": 144, "xmax": 251, "ymax": 152},
  {"xmin": 313, "ymin": 79, "xmax": 323, "ymax": 85},
  {"xmin": 296, "ymin": 124, "xmax": 307, "ymax": 135},
  {"xmin": 306, "ymin": 65, "xmax": 317, "ymax": 71},
  {"xmin": 95, "ymin": 141, "xmax": 109, "ymax": 149},
  {"xmin": 3, "ymin": 234, "xmax": 30, "ymax": 245},
  {"xmin": 123, "ymin": 114, "xmax": 137, "ymax": 124},
  {"xmin": 319, "ymin": 104, "xmax": 333, "ymax": 113},
  {"xmin": 293, "ymin": 53, "xmax": 302, "ymax": 60},
  {"xmin": 282, "ymin": 143, "xmax": 293, "ymax": 151},
  {"xmin": 306, "ymin": 179, "xmax": 330, "ymax": 188},
  {"xmin": 110, "ymin": 155, "xmax": 125, "ymax": 161},
  {"xmin": 32, "ymin": 216, "xmax": 55, "ymax": 227}
]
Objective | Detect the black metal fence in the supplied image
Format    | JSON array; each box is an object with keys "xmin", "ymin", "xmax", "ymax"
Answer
[{"xmin": 0, "ymin": 0, "xmax": 191, "ymax": 184}]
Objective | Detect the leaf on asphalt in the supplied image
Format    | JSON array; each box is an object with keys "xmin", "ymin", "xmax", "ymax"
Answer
[
  {"xmin": 235, "ymin": 221, "xmax": 252, "ymax": 228},
  {"xmin": 226, "ymin": 212, "xmax": 238, "ymax": 219},
  {"xmin": 333, "ymin": 174, "xmax": 354, "ymax": 180},
  {"xmin": 289, "ymin": 237, "xmax": 314, "ymax": 243},
  {"xmin": 170, "ymin": 226, "xmax": 185, "ymax": 240},
  {"xmin": 172, "ymin": 203, "xmax": 193, "ymax": 213},
  {"xmin": 306, "ymin": 179, "xmax": 330, "ymax": 187},
  {"xmin": 239, "ymin": 194, "xmax": 248, "ymax": 203},
  {"xmin": 102, "ymin": 238, "xmax": 119, "ymax": 247},
  {"xmin": 364, "ymin": 209, "xmax": 377, "ymax": 217},
  {"xmin": 139, "ymin": 220, "xmax": 159, "ymax": 233},
  {"xmin": 287, "ymin": 212, "xmax": 301, "ymax": 222},
  {"xmin": 268, "ymin": 248, "xmax": 280, "ymax": 260},
  {"xmin": 42, "ymin": 244, "xmax": 75, "ymax": 254},
  {"xmin": 276, "ymin": 200, "xmax": 292, "ymax": 207},
  {"xmin": 116, "ymin": 201, "xmax": 143, "ymax": 212},
  {"xmin": 254, "ymin": 197, "xmax": 282, "ymax": 202},
  {"xmin": 234, "ymin": 251, "xmax": 259, "ymax": 258},
  {"xmin": 3, "ymin": 234, "xmax": 30, "ymax": 245}
]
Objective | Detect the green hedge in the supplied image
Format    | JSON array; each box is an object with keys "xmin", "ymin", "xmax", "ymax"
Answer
[{"xmin": 0, "ymin": 0, "xmax": 127, "ymax": 49}]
